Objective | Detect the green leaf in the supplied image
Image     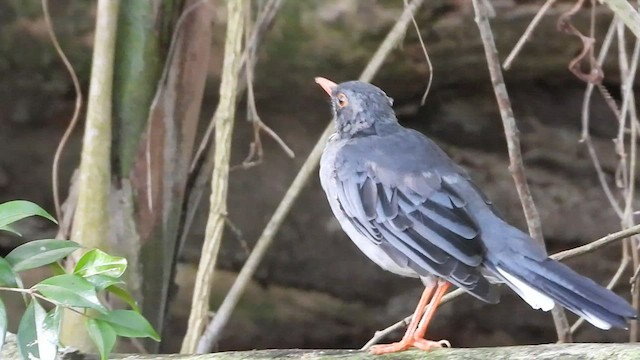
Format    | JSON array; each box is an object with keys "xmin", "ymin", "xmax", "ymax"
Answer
[
  {"xmin": 34, "ymin": 274, "xmax": 106, "ymax": 312},
  {"xmin": 106, "ymin": 285, "xmax": 139, "ymax": 312},
  {"xmin": 0, "ymin": 298, "xmax": 6, "ymax": 353},
  {"xmin": 86, "ymin": 318, "xmax": 116, "ymax": 360},
  {"xmin": 6, "ymin": 239, "xmax": 81, "ymax": 272},
  {"xmin": 0, "ymin": 200, "xmax": 57, "ymax": 228},
  {"xmin": 0, "ymin": 224, "xmax": 21, "ymax": 236},
  {"xmin": 50, "ymin": 261, "xmax": 66, "ymax": 276},
  {"xmin": 0, "ymin": 257, "xmax": 19, "ymax": 288},
  {"xmin": 17, "ymin": 301, "xmax": 37, "ymax": 360},
  {"xmin": 17, "ymin": 299, "xmax": 57, "ymax": 360},
  {"xmin": 74, "ymin": 249, "xmax": 127, "ymax": 278},
  {"xmin": 44, "ymin": 307, "xmax": 62, "ymax": 338},
  {"xmin": 98, "ymin": 310, "xmax": 160, "ymax": 341},
  {"xmin": 86, "ymin": 274, "xmax": 124, "ymax": 290}
]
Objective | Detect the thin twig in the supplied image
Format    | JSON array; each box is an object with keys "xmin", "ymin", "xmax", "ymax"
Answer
[
  {"xmin": 224, "ymin": 215, "xmax": 250, "ymax": 255},
  {"xmin": 234, "ymin": 2, "xmax": 294, "ymax": 171},
  {"xmin": 472, "ymin": 0, "xmax": 571, "ymax": 342},
  {"xmin": 580, "ymin": 17, "xmax": 623, "ymax": 216},
  {"xmin": 199, "ymin": 0, "xmax": 426, "ymax": 350},
  {"xmin": 553, "ymin": 224, "xmax": 640, "ymax": 261},
  {"xmin": 503, "ymin": 0, "xmax": 558, "ymax": 70},
  {"xmin": 190, "ymin": 0, "xmax": 286, "ymax": 173},
  {"xmin": 557, "ymin": 0, "xmax": 603, "ymax": 84},
  {"xmin": 42, "ymin": 0, "xmax": 83, "ymax": 226},
  {"xmin": 403, "ymin": 0, "xmax": 433, "ymax": 105}
]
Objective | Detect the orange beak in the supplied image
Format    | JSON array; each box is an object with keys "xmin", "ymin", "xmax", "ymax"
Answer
[{"xmin": 315, "ymin": 77, "xmax": 337, "ymax": 96}]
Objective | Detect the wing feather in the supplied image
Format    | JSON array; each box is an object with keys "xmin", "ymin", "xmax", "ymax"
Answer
[{"xmin": 332, "ymin": 165, "xmax": 500, "ymax": 301}]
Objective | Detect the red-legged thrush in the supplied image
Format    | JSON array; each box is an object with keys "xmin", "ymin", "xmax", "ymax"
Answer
[{"xmin": 316, "ymin": 77, "xmax": 637, "ymax": 354}]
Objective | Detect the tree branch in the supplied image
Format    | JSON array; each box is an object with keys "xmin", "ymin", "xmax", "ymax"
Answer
[
  {"xmin": 553, "ymin": 223, "xmax": 640, "ymax": 261},
  {"xmin": 472, "ymin": 0, "xmax": 571, "ymax": 343}
]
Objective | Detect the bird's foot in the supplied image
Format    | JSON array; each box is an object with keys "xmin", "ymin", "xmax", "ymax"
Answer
[{"xmin": 369, "ymin": 338, "xmax": 450, "ymax": 354}]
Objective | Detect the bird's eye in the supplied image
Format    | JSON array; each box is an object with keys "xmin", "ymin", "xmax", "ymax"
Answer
[{"xmin": 337, "ymin": 93, "xmax": 348, "ymax": 108}]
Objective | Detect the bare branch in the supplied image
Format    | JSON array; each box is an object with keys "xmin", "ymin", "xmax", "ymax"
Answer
[
  {"xmin": 553, "ymin": 224, "xmax": 640, "ymax": 261},
  {"xmin": 503, "ymin": 0, "xmax": 558, "ymax": 69}
]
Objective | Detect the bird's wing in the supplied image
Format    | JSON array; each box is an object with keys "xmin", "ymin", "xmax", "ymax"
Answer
[{"xmin": 332, "ymin": 161, "xmax": 497, "ymax": 301}]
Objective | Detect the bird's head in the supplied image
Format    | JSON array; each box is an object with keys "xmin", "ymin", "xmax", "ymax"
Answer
[{"xmin": 315, "ymin": 77, "xmax": 397, "ymax": 138}]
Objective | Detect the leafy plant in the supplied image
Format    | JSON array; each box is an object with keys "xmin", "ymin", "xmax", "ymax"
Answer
[{"xmin": 0, "ymin": 200, "xmax": 160, "ymax": 360}]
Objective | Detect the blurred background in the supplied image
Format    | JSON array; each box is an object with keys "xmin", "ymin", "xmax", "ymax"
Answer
[{"xmin": 0, "ymin": 0, "xmax": 635, "ymax": 353}]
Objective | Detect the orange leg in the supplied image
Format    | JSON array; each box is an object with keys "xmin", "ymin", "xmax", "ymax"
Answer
[
  {"xmin": 412, "ymin": 281, "xmax": 451, "ymax": 349},
  {"xmin": 370, "ymin": 281, "xmax": 451, "ymax": 355}
]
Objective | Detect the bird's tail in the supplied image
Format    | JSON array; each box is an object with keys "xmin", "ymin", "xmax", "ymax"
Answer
[{"xmin": 488, "ymin": 255, "xmax": 637, "ymax": 329}]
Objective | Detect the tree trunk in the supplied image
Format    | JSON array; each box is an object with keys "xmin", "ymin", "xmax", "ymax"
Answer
[{"xmin": 60, "ymin": 0, "xmax": 120, "ymax": 352}]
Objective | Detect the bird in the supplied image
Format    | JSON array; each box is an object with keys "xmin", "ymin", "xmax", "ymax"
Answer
[{"xmin": 315, "ymin": 77, "xmax": 637, "ymax": 354}]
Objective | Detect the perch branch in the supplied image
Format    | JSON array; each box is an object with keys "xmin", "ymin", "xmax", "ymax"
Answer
[
  {"xmin": 471, "ymin": 0, "xmax": 571, "ymax": 342},
  {"xmin": 197, "ymin": 0, "xmax": 426, "ymax": 351},
  {"xmin": 3, "ymin": 330, "xmax": 640, "ymax": 360}
]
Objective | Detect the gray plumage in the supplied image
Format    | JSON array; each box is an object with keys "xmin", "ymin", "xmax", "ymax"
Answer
[{"xmin": 318, "ymin": 79, "xmax": 636, "ymax": 330}]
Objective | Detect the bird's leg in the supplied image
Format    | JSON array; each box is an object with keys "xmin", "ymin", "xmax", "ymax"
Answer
[
  {"xmin": 369, "ymin": 284, "xmax": 436, "ymax": 354},
  {"xmin": 412, "ymin": 280, "xmax": 451, "ymax": 351}
]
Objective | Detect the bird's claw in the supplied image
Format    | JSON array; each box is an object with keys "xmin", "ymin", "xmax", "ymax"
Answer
[{"xmin": 412, "ymin": 338, "xmax": 450, "ymax": 351}]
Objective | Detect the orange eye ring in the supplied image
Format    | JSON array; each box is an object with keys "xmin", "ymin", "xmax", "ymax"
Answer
[{"xmin": 337, "ymin": 93, "xmax": 348, "ymax": 108}]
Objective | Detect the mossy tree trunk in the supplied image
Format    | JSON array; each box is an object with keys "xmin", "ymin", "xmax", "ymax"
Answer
[{"xmin": 110, "ymin": 0, "xmax": 213, "ymax": 352}]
